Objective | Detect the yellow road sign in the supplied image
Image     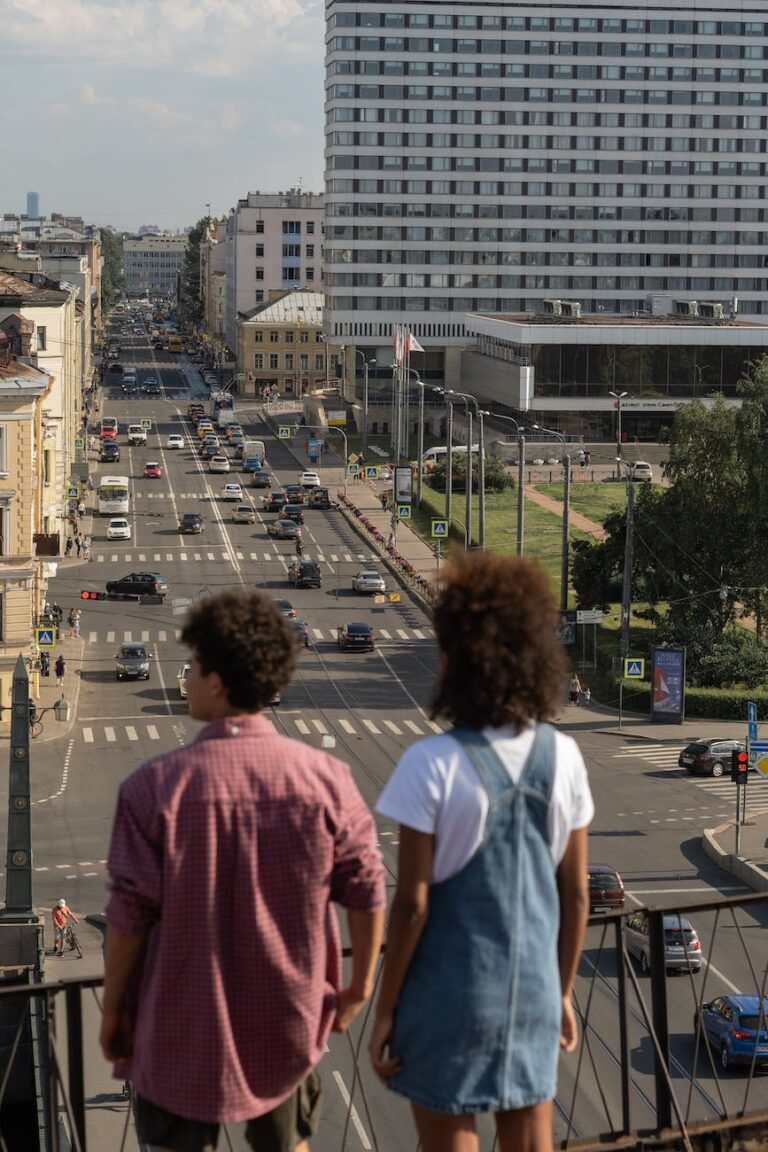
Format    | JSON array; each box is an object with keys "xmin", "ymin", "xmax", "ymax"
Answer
[
  {"xmin": 348, "ymin": 453, "xmax": 359, "ymax": 464},
  {"xmin": 388, "ymin": 592, "xmax": 401, "ymax": 603},
  {"xmin": 755, "ymin": 755, "xmax": 768, "ymax": 778}
]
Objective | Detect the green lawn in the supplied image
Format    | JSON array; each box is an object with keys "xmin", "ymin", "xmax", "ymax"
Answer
[{"xmin": 535, "ymin": 482, "xmax": 627, "ymax": 526}]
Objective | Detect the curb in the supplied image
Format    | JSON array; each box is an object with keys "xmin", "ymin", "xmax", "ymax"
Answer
[{"xmin": 701, "ymin": 822, "xmax": 768, "ymax": 893}]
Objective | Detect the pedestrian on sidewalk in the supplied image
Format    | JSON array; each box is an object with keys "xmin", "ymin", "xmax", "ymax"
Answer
[
  {"xmin": 380, "ymin": 492, "xmax": 388, "ymax": 511},
  {"xmin": 52, "ymin": 603, "xmax": 63, "ymax": 630},
  {"xmin": 40, "ymin": 651, "xmax": 50, "ymax": 678},
  {"xmin": 75, "ymin": 535, "xmax": 82, "ymax": 558},
  {"xmin": 370, "ymin": 552, "xmax": 592, "ymax": 1152},
  {"xmin": 64, "ymin": 536, "xmax": 73, "ymax": 558},
  {"xmin": 77, "ymin": 500, "xmax": 86, "ymax": 519},
  {"xmin": 568, "ymin": 673, "xmax": 582, "ymax": 706},
  {"xmin": 72, "ymin": 611, "xmax": 81, "ymax": 639},
  {"xmin": 100, "ymin": 589, "xmax": 385, "ymax": 1149},
  {"xmin": 83, "ymin": 536, "xmax": 92, "ymax": 562},
  {"xmin": 55, "ymin": 654, "xmax": 66, "ymax": 687}
]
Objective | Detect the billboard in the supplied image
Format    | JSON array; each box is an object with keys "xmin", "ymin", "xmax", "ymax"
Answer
[
  {"xmin": 395, "ymin": 465, "xmax": 413, "ymax": 504},
  {"xmin": 327, "ymin": 410, "xmax": 347, "ymax": 426},
  {"xmin": 650, "ymin": 646, "xmax": 686, "ymax": 723}
]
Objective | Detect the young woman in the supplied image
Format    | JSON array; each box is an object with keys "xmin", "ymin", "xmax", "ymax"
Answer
[{"xmin": 370, "ymin": 552, "xmax": 593, "ymax": 1152}]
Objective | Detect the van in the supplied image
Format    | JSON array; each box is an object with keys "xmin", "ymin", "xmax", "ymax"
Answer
[
  {"xmin": 421, "ymin": 445, "xmax": 480, "ymax": 472},
  {"xmin": 128, "ymin": 425, "xmax": 147, "ymax": 446}
]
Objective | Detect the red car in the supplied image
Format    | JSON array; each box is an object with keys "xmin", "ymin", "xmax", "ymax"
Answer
[
  {"xmin": 588, "ymin": 864, "xmax": 625, "ymax": 913},
  {"xmin": 99, "ymin": 426, "xmax": 117, "ymax": 440},
  {"xmin": 143, "ymin": 461, "xmax": 162, "ymax": 479}
]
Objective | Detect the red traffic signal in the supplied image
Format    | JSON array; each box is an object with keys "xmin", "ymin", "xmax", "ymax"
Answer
[
  {"xmin": 80, "ymin": 590, "xmax": 107, "ymax": 600},
  {"xmin": 731, "ymin": 749, "xmax": 749, "ymax": 783}
]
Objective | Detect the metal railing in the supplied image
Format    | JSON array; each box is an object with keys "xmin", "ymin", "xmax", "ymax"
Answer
[{"xmin": 1, "ymin": 892, "xmax": 766, "ymax": 1152}]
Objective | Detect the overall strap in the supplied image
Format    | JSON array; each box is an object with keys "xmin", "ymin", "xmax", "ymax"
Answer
[
  {"xmin": 518, "ymin": 722, "xmax": 556, "ymax": 802},
  {"xmin": 451, "ymin": 726, "xmax": 519, "ymax": 802}
]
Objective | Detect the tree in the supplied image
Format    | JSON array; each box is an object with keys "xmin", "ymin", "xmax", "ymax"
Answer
[
  {"xmin": 426, "ymin": 452, "xmax": 513, "ymax": 493},
  {"xmin": 100, "ymin": 228, "xmax": 124, "ymax": 312},
  {"xmin": 179, "ymin": 216, "xmax": 209, "ymax": 331}
]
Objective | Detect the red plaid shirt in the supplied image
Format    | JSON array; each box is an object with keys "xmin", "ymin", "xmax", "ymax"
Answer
[{"xmin": 106, "ymin": 714, "xmax": 385, "ymax": 1123}]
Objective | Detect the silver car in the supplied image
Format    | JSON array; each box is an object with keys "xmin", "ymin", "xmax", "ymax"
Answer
[
  {"xmin": 352, "ymin": 569, "xmax": 386, "ymax": 594},
  {"xmin": 625, "ymin": 911, "xmax": 702, "ymax": 974}
]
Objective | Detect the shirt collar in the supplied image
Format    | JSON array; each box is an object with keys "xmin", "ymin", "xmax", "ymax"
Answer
[{"xmin": 193, "ymin": 714, "xmax": 275, "ymax": 743}]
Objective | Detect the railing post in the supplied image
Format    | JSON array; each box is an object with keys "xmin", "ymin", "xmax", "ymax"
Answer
[
  {"xmin": 615, "ymin": 918, "xmax": 631, "ymax": 1136},
  {"xmin": 648, "ymin": 909, "xmax": 672, "ymax": 1132},
  {"xmin": 46, "ymin": 988, "xmax": 60, "ymax": 1152},
  {"xmin": 65, "ymin": 983, "xmax": 86, "ymax": 1152}
]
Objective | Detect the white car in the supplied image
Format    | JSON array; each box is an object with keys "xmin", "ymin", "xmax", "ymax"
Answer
[
  {"xmin": 299, "ymin": 471, "xmax": 321, "ymax": 488},
  {"xmin": 167, "ymin": 434, "xmax": 184, "ymax": 450},
  {"xmin": 107, "ymin": 517, "xmax": 132, "ymax": 541},
  {"xmin": 177, "ymin": 662, "xmax": 190, "ymax": 699},
  {"xmin": 209, "ymin": 455, "xmax": 230, "ymax": 474},
  {"xmin": 221, "ymin": 483, "xmax": 244, "ymax": 501},
  {"xmin": 629, "ymin": 461, "xmax": 654, "ymax": 482},
  {"xmin": 232, "ymin": 504, "xmax": 256, "ymax": 524},
  {"xmin": 352, "ymin": 569, "xmax": 386, "ymax": 594}
]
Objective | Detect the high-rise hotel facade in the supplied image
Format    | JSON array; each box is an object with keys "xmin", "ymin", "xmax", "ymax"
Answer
[{"xmin": 324, "ymin": 1, "xmax": 768, "ymax": 386}]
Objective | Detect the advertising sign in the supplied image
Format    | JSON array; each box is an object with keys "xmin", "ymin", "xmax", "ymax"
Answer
[
  {"xmin": 327, "ymin": 410, "xmax": 347, "ymax": 427},
  {"xmin": 650, "ymin": 646, "xmax": 686, "ymax": 724},
  {"xmin": 556, "ymin": 610, "xmax": 577, "ymax": 646},
  {"xmin": 394, "ymin": 465, "xmax": 413, "ymax": 504}
]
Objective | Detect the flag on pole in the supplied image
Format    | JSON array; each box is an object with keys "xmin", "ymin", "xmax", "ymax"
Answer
[
  {"xmin": 393, "ymin": 325, "xmax": 405, "ymax": 367},
  {"xmin": 407, "ymin": 332, "xmax": 424, "ymax": 354}
]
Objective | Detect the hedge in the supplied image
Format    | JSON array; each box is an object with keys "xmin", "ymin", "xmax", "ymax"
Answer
[{"xmin": 608, "ymin": 680, "xmax": 768, "ymax": 722}]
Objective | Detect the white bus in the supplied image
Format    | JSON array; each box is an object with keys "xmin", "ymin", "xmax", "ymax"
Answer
[{"xmin": 98, "ymin": 476, "xmax": 130, "ymax": 515}]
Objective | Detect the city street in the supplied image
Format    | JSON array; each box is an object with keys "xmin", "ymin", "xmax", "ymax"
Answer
[{"xmin": 6, "ymin": 323, "xmax": 767, "ymax": 1149}]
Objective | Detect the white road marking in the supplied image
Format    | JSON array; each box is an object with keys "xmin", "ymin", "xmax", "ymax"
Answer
[
  {"xmin": 312, "ymin": 719, "xmax": 328, "ymax": 734},
  {"xmin": 384, "ymin": 720, "xmax": 402, "ymax": 735},
  {"xmin": 296, "ymin": 719, "xmax": 311, "ymax": 735},
  {"xmin": 379, "ymin": 629, "xmax": 392, "ymax": 639},
  {"xmin": 158, "ymin": 630, "xmax": 167, "ymax": 642},
  {"xmin": 107, "ymin": 631, "xmax": 115, "ymax": 643},
  {"xmin": 206, "ymin": 552, "xmax": 215, "ymax": 560},
  {"xmin": 332, "ymin": 1071, "xmax": 372, "ymax": 1150},
  {"xmin": 404, "ymin": 720, "xmax": 423, "ymax": 734},
  {"xmin": 180, "ymin": 553, "xmax": 187, "ymax": 561},
  {"xmin": 83, "ymin": 728, "xmax": 94, "ymax": 743},
  {"xmin": 123, "ymin": 631, "xmax": 132, "ymax": 642},
  {"xmin": 88, "ymin": 631, "xmax": 97, "ymax": 643},
  {"xmin": 330, "ymin": 553, "xmax": 339, "ymax": 562},
  {"xmin": 141, "ymin": 631, "xmax": 149, "ymax": 641},
  {"xmin": 396, "ymin": 629, "xmax": 410, "ymax": 640},
  {"xmin": 412, "ymin": 628, "xmax": 425, "ymax": 639},
  {"xmin": 313, "ymin": 628, "xmax": 323, "ymax": 639},
  {"xmin": 105, "ymin": 727, "xmax": 116, "ymax": 742},
  {"xmin": 338, "ymin": 719, "xmax": 357, "ymax": 734},
  {"xmin": 362, "ymin": 719, "xmax": 381, "ymax": 735},
  {"xmin": 147, "ymin": 725, "xmax": 160, "ymax": 740},
  {"xmin": 138, "ymin": 553, "xmax": 146, "ymax": 561},
  {"xmin": 126, "ymin": 726, "xmax": 138, "ymax": 741}
]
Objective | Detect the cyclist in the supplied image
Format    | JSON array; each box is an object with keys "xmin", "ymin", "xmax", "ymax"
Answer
[{"xmin": 52, "ymin": 899, "xmax": 78, "ymax": 957}]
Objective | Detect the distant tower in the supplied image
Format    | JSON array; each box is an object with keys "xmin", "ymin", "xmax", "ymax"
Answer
[{"xmin": 26, "ymin": 192, "xmax": 39, "ymax": 219}]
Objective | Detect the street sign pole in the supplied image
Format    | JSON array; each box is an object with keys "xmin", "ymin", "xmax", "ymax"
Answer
[
  {"xmin": 436, "ymin": 539, "xmax": 441, "ymax": 572},
  {"xmin": 735, "ymin": 779, "xmax": 741, "ymax": 856}
]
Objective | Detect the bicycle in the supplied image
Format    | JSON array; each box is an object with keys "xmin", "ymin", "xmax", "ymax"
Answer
[{"xmin": 64, "ymin": 924, "xmax": 83, "ymax": 958}]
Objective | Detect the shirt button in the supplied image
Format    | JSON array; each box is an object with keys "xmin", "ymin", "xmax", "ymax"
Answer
[{"xmin": 230, "ymin": 724, "xmax": 239, "ymax": 735}]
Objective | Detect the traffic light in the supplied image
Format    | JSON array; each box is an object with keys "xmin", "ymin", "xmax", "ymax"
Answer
[
  {"xmin": 80, "ymin": 590, "xmax": 107, "ymax": 600},
  {"xmin": 731, "ymin": 748, "xmax": 749, "ymax": 784}
]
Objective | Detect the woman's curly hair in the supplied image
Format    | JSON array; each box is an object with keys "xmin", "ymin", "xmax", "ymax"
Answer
[
  {"xmin": 181, "ymin": 589, "xmax": 296, "ymax": 711},
  {"xmin": 430, "ymin": 551, "xmax": 565, "ymax": 729}
]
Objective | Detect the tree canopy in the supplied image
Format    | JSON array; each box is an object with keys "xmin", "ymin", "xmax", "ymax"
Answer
[
  {"xmin": 100, "ymin": 228, "xmax": 124, "ymax": 312},
  {"xmin": 179, "ymin": 216, "xmax": 209, "ymax": 331}
]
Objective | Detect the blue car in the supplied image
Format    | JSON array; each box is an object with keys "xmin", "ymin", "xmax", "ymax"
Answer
[{"xmin": 695, "ymin": 995, "xmax": 768, "ymax": 1070}]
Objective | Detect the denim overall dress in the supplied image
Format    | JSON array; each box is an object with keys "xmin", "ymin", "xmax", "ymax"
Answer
[{"xmin": 389, "ymin": 724, "xmax": 561, "ymax": 1114}]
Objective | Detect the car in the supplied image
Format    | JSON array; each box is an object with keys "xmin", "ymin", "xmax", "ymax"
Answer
[
  {"xmin": 678, "ymin": 737, "xmax": 747, "ymax": 778},
  {"xmin": 143, "ymin": 462, "xmax": 162, "ymax": 478},
  {"xmin": 167, "ymin": 434, "xmax": 185, "ymax": 450},
  {"xmin": 221, "ymin": 483, "xmax": 244, "ymax": 501},
  {"xmin": 100, "ymin": 441, "xmax": 121, "ymax": 463},
  {"xmin": 288, "ymin": 560, "xmax": 321, "ymax": 588},
  {"xmin": 197, "ymin": 422, "xmax": 214, "ymax": 438},
  {"xmin": 272, "ymin": 597, "xmax": 296, "ymax": 618},
  {"xmin": 588, "ymin": 864, "xmax": 625, "ymax": 913},
  {"xmin": 299, "ymin": 471, "xmax": 321, "ymax": 488},
  {"xmin": 107, "ymin": 517, "xmax": 131, "ymax": 541},
  {"xmin": 250, "ymin": 471, "xmax": 273, "ymax": 489},
  {"xmin": 229, "ymin": 432, "xmax": 245, "ymax": 448},
  {"xmin": 200, "ymin": 442, "xmax": 220, "ymax": 460},
  {"xmin": 337, "ymin": 622, "xmax": 375, "ymax": 651},
  {"xmin": 178, "ymin": 512, "xmax": 203, "ymax": 534},
  {"xmin": 293, "ymin": 618, "xmax": 310, "ymax": 647},
  {"xmin": 187, "ymin": 403, "xmax": 205, "ymax": 419},
  {"xmin": 100, "ymin": 425, "xmax": 118, "ymax": 440},
  {"xmin": 224, "ymin": 424, "xmax": 243, "ymax": 440},
  {"xmin": 283, "ymin": 507, "xmax": 305, "ymax": 526},
  {"xmin": 232, "ymin": 504, "xmax": 256, "ymax": 524},
  {"xmin": 209, "ymin": 455, "xmax": 230, "ymax": 474},
  {"xmin": 127, "ymin": 425, "xmax": 147, "ymax": 446},
  {"xmin": 266, "ymin": 518, "xmax": 300, "ymax": 539},
  {"xmin": 122, "ymin": 381, "xmax": 138, "ymax": 395},
  {"xmin": 263, "ymin": 492, "xmax": 287, "ymax": 512},
  {"xmin": 306, "ymin": 487, "xmax": 332, "ymax": 509},
  {"xmin": 114, "ymin": 642, "xmax": 152, "ymax": 681},
  {"xmin": 352, "ymin": 569, "xmax": 386, "ymax": 594},
  {"xmin": 625, "ymin": 911, "xmax": 702, "ymax": 975},
  {"xmin": 629, "ymin": 461, "xmax": 653, "ymax": 482},
  {"xmin": 153, "ymin": 338, "xmax": 164, "ymax": 350},
  {"xmin": 144, "ymin": 381, "xmax": 161, "ymax": 395},
  {"xmin": 177, "ymin": 663, "xmax": 191, "ymax": 698},
  {"xmin": 105, "ymin": 572, "xmax": 168, "ymax": 600},
  {"xmin": 284, "ymin": 485, "xmax": 306, "ymax": 505},
  {"xmin": 695, "ymin": 996, "xmax": 768, "ymax": 1070}
]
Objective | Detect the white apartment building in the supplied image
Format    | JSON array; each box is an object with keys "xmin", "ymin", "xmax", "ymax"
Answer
[
  {"xmin": 224, "ymin": 189, "xmax": 324, "ymax": 350},
  {"xmin": 324, "ymin": 1, "xmax": 768, "ymax": 384},
  {"xmin": 124, "ymin": 235, "xmax": 186, "ymax": 296}
]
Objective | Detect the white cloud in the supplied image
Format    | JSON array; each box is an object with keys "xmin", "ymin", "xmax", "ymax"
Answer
[{"xmin": 80, "ymin": 83, "xmax": 114, "ymax": 107}]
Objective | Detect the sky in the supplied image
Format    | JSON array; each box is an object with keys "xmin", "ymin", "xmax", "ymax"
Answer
[{"xmin": 0, "ymin": 0, "xmax": 326, "ymax": 231}]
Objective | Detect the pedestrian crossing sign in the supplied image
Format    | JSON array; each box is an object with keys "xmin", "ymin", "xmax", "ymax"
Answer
[
  {"xmin": 140, "ymin": 419, "xmax": 152, "ymax": 430},
  {"xmin": 397, "ymin": 505, "xmax": 412, "ymax": 519},
  {"xmin": 431, "ymin": 519, "xmax": 448, "ymax": 538},
  {"xmin": 348, "ymin": 463, "xmax": 359, "ymax": 476},
  {"xmin": 66, "ymin": 485, "xmax": 80, "ymax": 500},
  {"xmin": 366, "ymin": 466, "xmax": 379, "ymax": 479},
  {"xmin": 35, "ymin": 628, "xmax": 56, "ymax": 649},
  {"xmin": 278, "ymin": 426, "xmax": 292, "ymax": 439},
  {"xmin": 624, "ymin": 658, "xmax": 645, "ymax": 678},
  {"xmin": 74, "ymin": 437, "xmax": 85, "ymax": 449}
]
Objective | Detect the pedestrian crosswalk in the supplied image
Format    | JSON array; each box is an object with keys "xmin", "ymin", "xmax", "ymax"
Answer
[
  {"xmin": 76, "ymin": 712, "xmax": 442, "ymax": 746},
  {"xmin": 612, "ymin": 742, "xmax": 768, "ymax": 814},
  {"xmin": 93, "ymin": 550, "xmax": 380, "ymax": 565},
  {"xmin": 82, "ymin": 624, "xmax": 433, "ymax": 645}
]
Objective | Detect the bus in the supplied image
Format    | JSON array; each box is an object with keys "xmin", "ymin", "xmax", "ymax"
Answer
[
  {"xmin": 98, "ymin": 476, "xmax": 130, "ymax": 515},
  {"xmin": 167, "ymin": 335, "xmax": 182, "ymax": 353}
]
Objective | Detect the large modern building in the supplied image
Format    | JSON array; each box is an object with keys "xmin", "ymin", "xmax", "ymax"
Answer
[
  {"xmin": 324, "ymin": 1, "xmax": 768, "ymax": 393},
  {"xmin": 123, "ymin": 235, "xmax": 186, "ymax": 297}
]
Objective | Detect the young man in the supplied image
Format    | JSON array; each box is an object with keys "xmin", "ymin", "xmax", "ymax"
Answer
[
  {"xmin": 100, "ymin": 589, "xmax": 385, "ymax": 1152},
  {"xmin": 51, "ymin": 899, "xmax": 78, "ymax": 956}
]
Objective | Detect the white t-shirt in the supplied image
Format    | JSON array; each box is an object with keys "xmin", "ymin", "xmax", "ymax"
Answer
[{"xmin": 376, "ymin": 724, "xmax": 593, "ymax": 883}]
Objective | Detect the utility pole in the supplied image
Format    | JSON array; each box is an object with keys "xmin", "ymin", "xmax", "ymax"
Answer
[
  {"xmin": 561, "ymin": 453, "xmax": 571, "ymax": 611},
  {"xmin": 3, "ymin": 655, "xmax": 37, "ymax": 922},
  {"xmin": 465, "ymin": 406, "xmax": 473, "ymax": 549},
  {"xmin": 417, "ymin": 381, "xmax": 424, "ymax": 509},
  {"xmin": 477, "ymin": 408, "xmax": 485, "ymax": 549},
  {"xmin": 620, "ymin": 473, "xmax": 635, "ymax": 659},
  {"xmin": 445, "ymin": 399, "xmax": 453, "ymax": 528},
  {"xmin": 610, "ymin": 390, "xmax": 628, "ymax": 480},
  {"xmin": 517, "ymin": 433, "xmax": 525, "ymax": 556}
]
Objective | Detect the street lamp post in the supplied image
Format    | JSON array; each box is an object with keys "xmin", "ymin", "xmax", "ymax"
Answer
[
  {"xmin": 447, "ymin": 390, "xmax": 486, "ymax": 550},
  {"xmin": 609, "ymin": 390, "xmax": 628, "ymax": 480},
  {"xmin": 353, "ymin": 350, "xmax": 375, "ymax": 454},
  {"xmin": 482, "ymin": 411, "xmax": 525, "ymax": 556},
  {"xmin": 298, "ymin": 423, "xmax": 349, "ymax": 495},
  {"xmin": 533, "ymin": 423, "xmax": 570, "ymax": 611}
]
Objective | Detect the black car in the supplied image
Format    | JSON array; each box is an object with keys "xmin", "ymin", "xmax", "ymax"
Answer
[
  {"xmin": 122, "ymin": 381, "xmax": 138, "ymax": 395},
  {"xmin": 105, "ymin": 572, "xmax": 168, "ymax": 600},
  {"xmin": 100, "ymin": 441, "xmax": 121, "ymax": 463},
  {"xmin": 178, "ymin": 513, "xmax": 203, "ymax": 534},
  {"xmin": 263, "ymin": 492, "xmax": 287, "ymax": 513},
  {"xmin": 288, "ymin": 560, "xmax": 321, "ymax": 589},
  {"xmin": 284, "ymin": 485, "xmax": 305, "ymax": 505},
  {"xmin": 250, "ymin": 471, "xmax": 273, "ymax": 489},
  {"xmin": 115, "ymin": 642, "xmax": 152, "ymax": 681},
  {"xmin": 337, "ymin": 622, "xmax": 375, "ymax": 651},
  {"xmin": 283, "ymin": 507, "xmax": 304, "ymax": 526},
  {"xmin": 144, "ymin": 381, "xmax": 161, "ymax": 395},
  {"xmin": 678, "ymin": 737, "xmax": 747, "ymax": 778}
]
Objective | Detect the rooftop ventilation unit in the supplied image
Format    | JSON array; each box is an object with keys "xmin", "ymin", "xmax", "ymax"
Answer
[
  {"xmin": 674, "ymin": 299, "xmax": 699, "ymax": 317},
  {"xmin": 698, "ymin": 301, "xmax": 725, "ymax": 320},
  {"xmin": 542, "ymin": 299, "xmax": 563, "ymax": 316},
  {"xmin": 560, "ymin": 301, "xmax": 582, "ymax": 318}
]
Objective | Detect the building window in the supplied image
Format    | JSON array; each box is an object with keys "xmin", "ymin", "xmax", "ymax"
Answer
[
  {"xmin": 256, "ymin": 220, "xmax": 264, "ymax": 233},
  {"xmin": 254, "ymin": 353, "xmax": 264, "ymax": 369},
  {"xmin": 306, "ymin": 245, "xmax": 315, "ymax": 258},
  {"xmin": 285, "ymin": 353, "xmax": 294, "ymax": 370},
  {"xmin": 300, "ymin": 354, "xmax": 309, "ymax": 372},
  {"xmin": 270, "ymin": 331, "xmax": 280, "ymax": 343},
  {"xmin": 255, "ymin": 290, "xmax": 264, "ymax": 303},
  {"xmin": 253, "ymin": 332, "xmax": 263, "ymax": 343},
  {"xmin": 36, "ymin": 326, "xmax": 46, "ymax": 351},
  {"xmin": 315, "ymin": 354, "xmax": 325, "ymax": 370},
  {"xmin": 269, "ymin": 353, "xmax": 279, "ymax": 370},
  {"xmin": 256, "ymin": 244, "xmax": 264, "ymax": 257},
  {"xmin": 256, "ymin": 268, "xmax": 264, "ymax": 281},
  {"xmin": 306, "ymin": 268, "xmax": 315, "ymax": 281},
  {"xmin": 299, "ymin": 331, "xmax": 309, "ymax": 344},
  {"xmin": 43, "ymin": 449, "xmax": 52, "ymax": 486},
  {"xmin": 306, "ymin": 221, "xmax": 315, "ymax": 234},
  {"xmin": 0, "ymin": 427, "xmax": 7, "ymax": 476}
]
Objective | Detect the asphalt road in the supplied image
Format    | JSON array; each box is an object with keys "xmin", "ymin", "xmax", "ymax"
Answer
[{"xmin": 6, "ymin": 321, "xmax": 767, "ymax": 1149}]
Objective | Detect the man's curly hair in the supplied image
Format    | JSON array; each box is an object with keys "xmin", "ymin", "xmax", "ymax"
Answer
[
  {"xmin": 181, "ymin": 589, "xmax": 296, "ymax": 711},
  {"xmin": 430, "ymin": 551, "xmax": 565, "ymax": 729}
]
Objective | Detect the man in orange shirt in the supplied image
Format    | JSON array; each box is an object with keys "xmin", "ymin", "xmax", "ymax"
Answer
[{"xmin": 52, "ymin": 898, "xmax": 78, "ymax": 956}]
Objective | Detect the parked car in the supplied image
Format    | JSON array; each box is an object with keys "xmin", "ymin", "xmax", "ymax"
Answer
[
  {"xmin": 167, "ymin": 434, "xmax": 185, "ymax": 449},
  {"xmin": 107, "ymin": 517, "xmax": 131, "ymax": 541},
  {"xmin": 625, "ymin": 911, "xmax": 702, "ymax": 974},
  {"xmin": 588, "ymin": 864, "xmax": 625, "ymax": 913},
  {"xmin": 337, "ymin": 622, "xmax": 375, "ymax": 651},
  {"xmin": 263, "ymin": 492, "xmax": 287, "ymax": 512},
  {"xmin": 695, "ymin": 996, "xmax": 768, "ymax": 1070},
  {"xmin": 177, "ymin": 663, "xmax": 190, "ymax": 698},
  {"xmin": 229, "ymin": 504, "xmax": 254, "ymax": 524},
  {"xmin": 629, "ymin": 461, "xmax": 653, "ymax": 482},
  {"xmin": 284, "ymin": 485, "xmax": 306, "ymax": 505},
  {"xmin": 678, "ymin": 738, "xmax": 747, "ymax": 778},
  {"xmin": 266, "ymin": 519, "xmax": 300, "ymax": 539},
  {"xmin": 352, "ymin": 569, "xmax": 386, "ymax": 594},
  {"xmin": 100, "ymin": 441, "xmax": 120, "ymax": 463},
  {"xmin": 106, "ymin": 572, "xmax": 168, "ymax": 600},
  {"xmin": 209, "ymin": 455, "xmax": 230, "ymax": 474},
  {"xmin": 221, "ymin": 483, "xmax": 244, "ymax": 502},
  {"xmin": 114, "ymin": 642, "xmax": 152, "ymax": 681},
  {"xmin": 143, "ymin": 462, "xmax": 162, "ymax": 478},
  {"xmin": 178, "ymin": 513, "xmax": 204, "ymax": 534},
  {"xmin": 288, "ymin": 560, "xmax": 321, "ymax": 588},
  {"xmin": 250, "ymin": 471, "xmax": 273, "ymax": 489}
]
